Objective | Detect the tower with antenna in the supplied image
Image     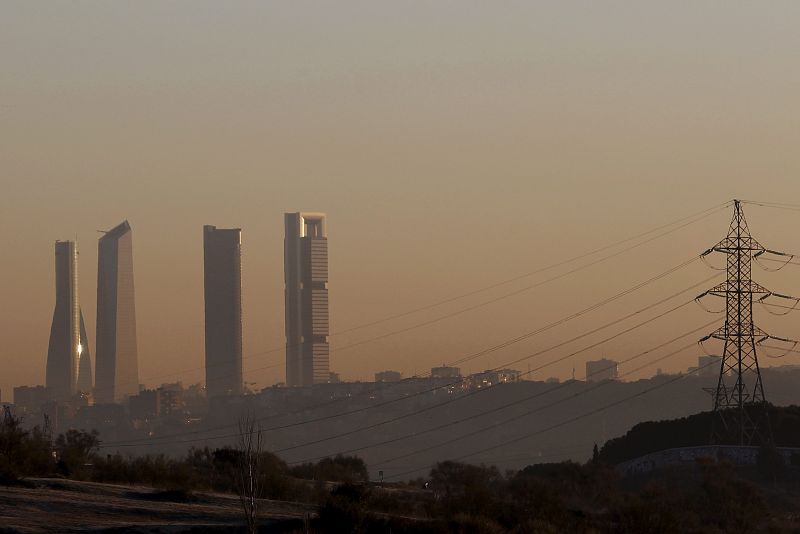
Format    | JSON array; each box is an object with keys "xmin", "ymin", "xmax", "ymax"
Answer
[{"xmin": 696, "ymin": 200, "xmax": 798, "ymax": 446}]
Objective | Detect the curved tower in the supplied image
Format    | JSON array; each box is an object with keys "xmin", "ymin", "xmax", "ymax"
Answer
[{"xmin": 46, "ymin": 240, "xmax": 92, "ymax": 400}]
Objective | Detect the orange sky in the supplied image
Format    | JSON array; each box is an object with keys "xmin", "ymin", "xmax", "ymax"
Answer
[{"xmin": 2, "ymin": 2, "xmax": 800, "ymax": 400}]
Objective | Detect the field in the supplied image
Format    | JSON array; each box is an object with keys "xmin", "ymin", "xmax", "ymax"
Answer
[{"xmin": 0, "ymin": 479, "xmax": 314, "ymax": 533}]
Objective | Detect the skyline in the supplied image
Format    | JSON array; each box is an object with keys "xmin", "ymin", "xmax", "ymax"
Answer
[
  {"xmin": 7, "ymin": 199, "xmax": 799, "ymax": 400},
  {"xmin": 3, "ymin": 2, "xmax": 800, "ymax": 400}
]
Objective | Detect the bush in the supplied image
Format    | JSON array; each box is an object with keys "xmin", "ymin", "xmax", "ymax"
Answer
[{"xmin": 290, "ymin": 454, "xmax": 368, "ymax": 483}]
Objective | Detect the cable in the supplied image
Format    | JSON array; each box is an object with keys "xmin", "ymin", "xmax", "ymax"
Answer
[
  {"xmin": 385, "ymin": 357, "xmax": 721, "ymax": 481},
  {"xmin": 100, "ymin": 258, "xmax": 710, "ymax": 448},
  {"xmin": 332, "ymin": 201, "xmax": 731, "ymax": 335},
  {"xmin": 56, "ymin": 204, "xmax": 731, "ymax": 405},
  {"xmin": 291, "ymin": 321, "xmax": 715, "ymax": 465},
  {"xmin": 101, "ymin": 273, "xmax": 720, "ymax": 450},
  {"xmin": 740, "ymin": 200, "xmax": 800, "ymax": 213}
]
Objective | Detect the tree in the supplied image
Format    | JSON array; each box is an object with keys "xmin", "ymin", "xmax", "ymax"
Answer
[
  {"xmin": 0, "ymin": 408, "xmax": 29, "ymax": 483},
  {"xmin": 54, "ymin": 429, "xmax": 100, "ymax": 477},
  {"xmin": 236, "ymin": 415, "xmax": 263, "ymax": 534}
]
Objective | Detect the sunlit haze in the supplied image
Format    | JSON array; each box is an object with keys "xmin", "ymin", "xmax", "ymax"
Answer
[{"xmin": 2, "ymin": 2, "xmax": 800, "ymax": 400}]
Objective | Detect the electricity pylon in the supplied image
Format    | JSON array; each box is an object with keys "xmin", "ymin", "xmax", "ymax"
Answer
[{"xmin": 696, "ymin": 200, "xmax": 797, "ymax": 446}]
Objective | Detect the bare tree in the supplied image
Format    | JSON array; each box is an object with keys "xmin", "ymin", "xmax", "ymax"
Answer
[{"xmin": 236, "ymin": 414, "xmax": 263, "ymax": 534}]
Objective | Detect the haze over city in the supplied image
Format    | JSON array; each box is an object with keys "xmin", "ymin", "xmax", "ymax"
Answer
[
  {"xmin": 3, "ymin": 2, "xmax": 800, "ymax": 400},
  {"xmin": 3, "ymin": 4, "xmax": 800, "ymax": 531}
]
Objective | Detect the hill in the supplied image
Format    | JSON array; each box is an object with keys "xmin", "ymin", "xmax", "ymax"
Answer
[{"xmin": 597, "ymin": 404, "xmax": 800, "ymax": 465}]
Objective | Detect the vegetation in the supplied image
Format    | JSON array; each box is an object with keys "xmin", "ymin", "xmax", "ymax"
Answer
[
  {"xmin": 4, "ymin": 407, "xmax": 800, "ymax": 532},
  {"xmin": 598, "ymin": 404, "xmax": 800, "ymax": 465}
]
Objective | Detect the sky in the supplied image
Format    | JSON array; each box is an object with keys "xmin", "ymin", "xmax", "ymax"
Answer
[{"xmin": 1, "ymin": 2, "xmax": 800, "ymax": 400}]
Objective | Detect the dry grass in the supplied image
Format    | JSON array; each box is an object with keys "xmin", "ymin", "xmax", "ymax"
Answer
[{"xmin": 0, "ymin": 478, "xmax": 315, "ymax": 533}]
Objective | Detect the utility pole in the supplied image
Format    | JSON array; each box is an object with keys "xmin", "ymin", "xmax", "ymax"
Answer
[{"xmin": 696, "ymin": 200, "xmax": 797, "ymax": 446}]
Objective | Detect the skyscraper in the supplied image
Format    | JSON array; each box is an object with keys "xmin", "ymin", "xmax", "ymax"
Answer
[
  {"xmin": 284, "ymin": 212, "xmax": 330, "ymax": 386},
  {"xmin": 203, "ymin": 225, "xmax": 243, "ymax": 398},
  {"xmin": 95, "ymin": 221, "xmax": 139, "ymax": 404},
  {"xmin": 46, "ymin": 240, "xmax": 92, "ymax": 400}
]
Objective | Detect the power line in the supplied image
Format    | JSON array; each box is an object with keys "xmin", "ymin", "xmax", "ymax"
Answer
[
  {"xmin": 385, "ymin": 357, "xmax": 722, "ymax": 481},
  {"xmin": 57, "ymin": 203, "xmax": 730, "ymax": 404},
  {"xmin": 101, "ymin": 273, "xmax": 719, "ymax": 449},
  {"xmin": 333, "ymin": 201, "xmax": 731, "ymax": 335},
  {"xmin": 291, "ymin": 321, "xmax": 715, "ymax": 465}
]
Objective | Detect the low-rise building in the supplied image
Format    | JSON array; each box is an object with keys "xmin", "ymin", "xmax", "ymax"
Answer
[
  {"xmin": 375, "ymin": 370, "xmax": 403, "ymax": 382},
  {"xmin": 586, "ymin": 359, "xmax": 618, "ymax": 382},
  {"xmin": 431, "ymin": 366, "xmax": 461, "ymax": 379}
]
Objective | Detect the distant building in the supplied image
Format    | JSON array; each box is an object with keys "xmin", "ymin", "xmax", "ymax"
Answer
[
  {"xmin": 95, "ymin": 221, "xmax": 139, "ymax": 404},
  {"xmin": 471, "ymin": 368, "xmax": 521, "ymax": 387},
  {"xmin": 284, "ymin": 212, "xmax": 330, "ymax": 386},
  {"xmin": 328, "ymin": 372, "xmax": 341, "ymax": 384},
  {"xmin": 46, "ymin": 240, "xmax": 92, "ymax": 400},
  {"xmin": 375, "ymin": 370, "xmax": 403, "ymax": 383},
  {"xmin": 13, "ymin": 385, "xmax": 49, "ymax": 414},
  {"xmin": 203, "ymin": 225, "xmax": 243, "ymax": 398},
  {"xmin": 159, "ymin": 389, "xmax": 185, "ymax": 417},
  {"xmin": 698, "ymin": 355, "xmax": 722, "ymax": 377},
  {"xmin": 431, "ymin": 366, "xmax": 461, "ymax": 379},
  {"xmin": 545, "ymin": 377, "xmax": 561, "ymax": 384},
  {"xmin": 586, "ymin": 358, "xmax": 618, "ymax": 382},
  {"xmin": 129, "ymin": 389, "xmax": 160, "ymax": 420}
]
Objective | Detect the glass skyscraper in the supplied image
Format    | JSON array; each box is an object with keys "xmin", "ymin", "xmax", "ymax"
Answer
[
  {"xmin": 95, "ymin": 221, "xmax": 139, "ymax": 403},
  {"xmin": 46, "ymin": 240, "xmax": 92, "ymax": 400},
  {"xmin": 284, "ymin": 212, "xmax": 330, "ymax": 386}
]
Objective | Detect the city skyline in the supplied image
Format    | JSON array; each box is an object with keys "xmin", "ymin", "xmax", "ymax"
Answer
[
  {"xmin": 6, "ymin": 200, "xmax": 799, "ymax": 400},
  {"xmin": 3, "ymin": 3, "xmax": 800, "ymax": 400}
]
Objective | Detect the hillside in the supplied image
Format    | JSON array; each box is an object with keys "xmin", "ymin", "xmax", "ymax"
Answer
[{"xmin": 597, "ymin": 404, "xmax": 800, "ymax": 465}]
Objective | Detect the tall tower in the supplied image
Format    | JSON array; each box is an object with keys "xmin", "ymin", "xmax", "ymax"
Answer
[
  {"xmin": 95, "ymin": 221, "xmax": 139, "ymax": 404},
  {"xmin": 698, "ymin": 200, "xmax": 797, "ymax": 445},
  {"xmin": 46, "ymin": 240, "xmax": 92, "ymax": 400},
  {"xmin": 284, "ymin": 212, "xmax": 330, "ymax": 386},
  {"xmin": 203, "ymin": 225, "xmax": 243, "ymax": 398}
]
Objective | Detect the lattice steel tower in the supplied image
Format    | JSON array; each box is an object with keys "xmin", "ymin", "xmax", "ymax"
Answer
[{"xmin": 697, "ymin": 200, "xmax": 796, "ymax": 446}]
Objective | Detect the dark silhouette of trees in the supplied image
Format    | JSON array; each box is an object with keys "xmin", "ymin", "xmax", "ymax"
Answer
[{"xmin": 54, "ymin": 429, "xmax": 99, "ymax": 477}]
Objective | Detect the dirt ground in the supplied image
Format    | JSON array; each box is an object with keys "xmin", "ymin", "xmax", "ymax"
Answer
[{"xmin": 0, "ymin": 478, "xmax": 314, "ymax": 533}]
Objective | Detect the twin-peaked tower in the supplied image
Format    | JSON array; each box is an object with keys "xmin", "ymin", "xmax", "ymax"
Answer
[
  {"xmin": 284, "ymin": 212, "xmax": 330, "ymax": 386},
  {"xmin": 45, "ymin": 240, "xmax": 92, "ymax": 400}
]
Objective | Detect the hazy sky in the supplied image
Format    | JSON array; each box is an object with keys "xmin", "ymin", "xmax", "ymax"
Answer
[{"xmin": 2, "ymin": 2, "xmax": 800, "ymax": 400}]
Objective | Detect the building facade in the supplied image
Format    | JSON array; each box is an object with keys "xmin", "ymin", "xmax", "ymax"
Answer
[
  {"xmin": 284, "ymin": 212, "xmax": 330, "ymax": 386},
  {"xmin": 697, "ymin": 355, "xmax": 722, "ymax": 377},
  {"xmin": 203, "ymin": 225, "xmax": 243, "ymax": 398},
  {"xmin": 46, "ymin": 240, "xmax": 92, "ymax": 400},
  {"xmin": 375, "ymin": 370, "xmax": 403, "ymax": 382},
  {"xmin": 586, "ymin": 358, "xmax": 619, "ymax": 382},
  {"xmin": 95, "ymin": 221, "xmax": 139, "ymax": 403}
]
